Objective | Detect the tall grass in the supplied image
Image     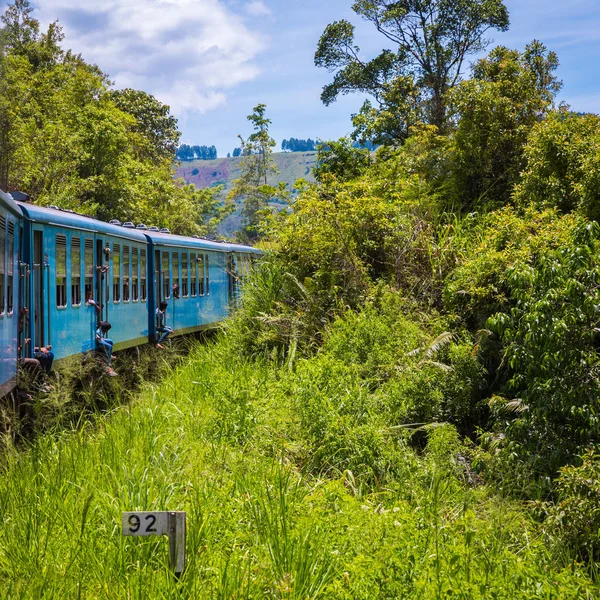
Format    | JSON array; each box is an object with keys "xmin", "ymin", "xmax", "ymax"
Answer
[{"xmin": 0, "ymin": 334, "xmax": 597, "ymax": 597}]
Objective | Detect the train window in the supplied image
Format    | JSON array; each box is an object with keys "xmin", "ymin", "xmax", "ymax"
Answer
[
  {"xmin": 198, "ymin": 254, "xmax": 204, "ymax": 296},
  {"xmin": 71, "ymin": 237, "xmax": 81, "ymax": 306},
  {"xmin": 123, "ymin": 246, "xmax": 130, "ymax": 302},
  {"xmin": 7, "ymin": 220, "xmax": 13, "ymax": 314},
  {"xmin": 56, "ymin": 234, "xmax": 67, "ymax": 308},
  {"xmin": 132, "ymin": 247, "xmax": 139, "ymax": 301},
  {"xmin": 140, "ymin": 249, "xmax": 147, "ymax": 301},
  {"xmin": 0, "ymin": 215, "xmax": 5, "ymax": 316},
  {"xmin": 173, "ymin": 252, "xmax": 179, "ymax": 297},
  {"xmin": 84, "ymin": 239, "xmax": 93, "ymax": 302},
  {"xmin": 205, "ymin": 254, "xmax": 210, "ymax": 295},
  {"xmin": 113, "ymin": 243, "xmax": 121, "ymax": 302},
  {"xmin": 190, "ymin": 253, "xmax": 197, "ymax": 296},
  {"xmin": 182, "ymin": 253, "xmax": 188, "ymax": 297},
  {"xmin": 162, "ymin": 251, "xmax": 170, "ymax": 299}
]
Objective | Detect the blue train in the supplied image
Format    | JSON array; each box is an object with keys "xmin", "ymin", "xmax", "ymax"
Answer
[{"xmin": 0, "ymin": 189, "xmax": 261, "ymax": 395}]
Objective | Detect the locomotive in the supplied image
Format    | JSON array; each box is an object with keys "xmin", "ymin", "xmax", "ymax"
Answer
[{"xmin": 0, "ymin": 189, "xmax": 262, "ymax": 396}]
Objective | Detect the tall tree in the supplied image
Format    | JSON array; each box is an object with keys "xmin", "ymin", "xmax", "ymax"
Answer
[
  {"xmin": 108, "ymin": 88, "xmax": 180, "ymax": 161},
  {"xmin": 315, "ymin": 0, "xmax": 509, "ymax": 141},
  {"xmin": 452, "ymin": 41, "xmax": 561, "ymax": 210},
  {"xmin": 227, "ymin": 104, "xmax": 284, "ymax": 242}
]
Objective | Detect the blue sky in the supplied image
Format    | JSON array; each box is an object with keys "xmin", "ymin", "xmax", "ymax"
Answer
[{"xmin": 11, "ymin": 0, "xmax": 600, "ymax": 156}]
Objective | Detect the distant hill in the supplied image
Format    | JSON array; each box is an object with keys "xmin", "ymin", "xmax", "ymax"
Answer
[
  {"xmin": 175, "ymin": 151, "xmax": 316, "ymax": 192},
  {"xmin": 175, "ymin": 152, "xmax": 317, "ymax": 237}
]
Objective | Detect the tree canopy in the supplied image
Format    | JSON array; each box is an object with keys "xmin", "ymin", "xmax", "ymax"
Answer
[
  {"xmin": 282, "ymin": 138, "xmax": 316, "ymax": 152},
  {"xmin": 176, "ymin": 144, "xmax": 217, "ymax": 161},
  {"xmin": 0, "ymin": 0, "xmax": 228, "ymax": 236},
  {"xmin": 315, "ymin": 0, "xmax": 510, "ymax": 142}
]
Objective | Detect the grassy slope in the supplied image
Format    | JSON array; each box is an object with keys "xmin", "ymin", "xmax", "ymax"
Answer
[
  {"xmin": 0, "ymin": 337, "xmax": 597, "ymax": 598},
  {"xmin": 175, "ymin": 152, "xmax": 317, "ymax": 192},
  {"xmin": 175, "ymin": 153, "xmax": 317, "ymax": 237}
]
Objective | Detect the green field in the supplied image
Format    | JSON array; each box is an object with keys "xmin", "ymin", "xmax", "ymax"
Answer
[{"xmin": 1, "ymin": 331, "xmax": 597, "ymax": 598}]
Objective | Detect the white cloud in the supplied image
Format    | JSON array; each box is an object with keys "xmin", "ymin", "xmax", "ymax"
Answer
[
  {"xmin": 245, "ymin": 1, "xmax": 272, "ymax": 17},
  {"xmin": 33, "ymin": 0, "xmax": 266, "ymax": 115}
]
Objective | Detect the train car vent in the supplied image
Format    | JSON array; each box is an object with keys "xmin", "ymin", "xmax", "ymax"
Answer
[
  {"xmin": 159, "ymin": 228, "xmax": 171, "ymax": 234},
  {"xmin": 109, "ymin": 219, "xmax": 122, "ymax": 226},
  {"xmin": 136, "ymin": 224, "xmax": 148, "ymax": 230},
  {"xmin": 122, "ymin": 222, "xmax": 135, "ymax": 229},
  {"xmin": 148, "ymin": 226, "xmax": 159, "ymax": 232},
  {"xmin": 9, "ymin": 191, "xmax": 30, "ymax": 202}
]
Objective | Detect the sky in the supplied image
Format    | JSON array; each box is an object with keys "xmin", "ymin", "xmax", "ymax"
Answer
[{"xmin": 7, "ymin": 0, "xmax": 600, "ymax": 156}]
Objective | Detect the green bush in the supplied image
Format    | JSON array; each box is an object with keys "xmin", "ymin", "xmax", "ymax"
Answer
[
  {"xmin": 377, "ymin": 339, "xmax": 486, "ymax": 432},
  {"xmin": 515, "ymin": 111, "xmax": 600, "ymax": 221},
  {"xmin": 444, "ymin": 206, "xmax": 582, "ymax": 328},
  {"xmin": 543, "ymin": 450, "xmax": 600, "ymax": 560},
  {"xmin": 487, "ymin": 221, "xmax": 600, "ymax": 476},
  {"xmin": 225, "ymin": 257, "xmax": 327, "ymax": 364},
  {"xmin": 322, "ymin": 293, "xmax": 426, "ymax": 384}
]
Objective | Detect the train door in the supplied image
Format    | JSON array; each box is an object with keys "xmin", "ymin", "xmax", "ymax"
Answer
[
  {"xmin": 228, "ymin": 254, "xmax": 239, "ymax": 308},
  {"xmin": 32, "ymin": 229, "xmax": 46, "ymax": 348},
  {"xmin": 96, "ymin": 239, "xmax": 110, "ymax": 323},
  {"xmin": 154, "ymin": 249, "xmax": 161, "ymax": 303}
]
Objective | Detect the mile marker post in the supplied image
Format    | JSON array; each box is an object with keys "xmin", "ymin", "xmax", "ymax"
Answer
[
  {"xmin": 122, "ymin": 511, "xmax": 186, "ymax": 577},
  {"xmin": 168, "ymin": 511, "xmax": 186, "ymax": 577}
]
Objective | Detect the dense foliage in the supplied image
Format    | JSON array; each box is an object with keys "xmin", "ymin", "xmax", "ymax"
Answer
[
  {"xmin": 3, "ymin": 0, "xmax": 600, "ymax": 591},
  {"xmin": 0, "ymin": 0, "xmax": 228, "ymax": 236},
  {"xmin": 224, "ymin": 7, "xmax": 600, "ymax": 574}
]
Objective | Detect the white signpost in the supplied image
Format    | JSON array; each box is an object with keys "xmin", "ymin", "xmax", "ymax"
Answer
[{"xmin": 122, "ymin": 511, "xmax": 186, "ymax": 576}]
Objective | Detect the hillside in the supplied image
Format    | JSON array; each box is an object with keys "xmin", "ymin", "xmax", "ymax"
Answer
[
  {"xmin": 175, "ymin": 151, "xmax": 316, "ymax": 192},
  {"xmin": 175, "ymin": 152, "xmax": 317, "ymax": 237}
]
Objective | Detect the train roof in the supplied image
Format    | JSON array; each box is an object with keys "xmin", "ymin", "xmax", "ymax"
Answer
[
  {"xmin": 16, "ymin": 202, "xmax": 148, "ymax": 242},
  {"xmin": 145, "ymin": 229, "xmax": 263, "ymax": 255},
  {"xmin": 0, "ymin": 190, "xmax": 25, "ymax": 218},
  {"xmin": 15, "ymin": 200, "xmax": 262, "ymax": 255}
]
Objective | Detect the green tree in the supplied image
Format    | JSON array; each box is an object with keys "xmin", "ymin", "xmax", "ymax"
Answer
[
  {"xmin": 514, "ymin": 111, "xmax": 600, "ymax": 221},
  {"xmin": 315, "ymin": 0, "xmax": 509, "ymax": 141},
  {"xmin": 0, "ymin": 1, "xmax": 230, "ymax": 236},
  {"xmin": 313, "ymin": 137, "xmax": 371, "ymax": 183},
  {"xmin": 488, "ymin": 221, "xmax": 600, "ymax": 478},
  {"xmin": 108, "ymin": 88, "xmax": 180, "ymax": 162},
  {"xmin": 227, "ymin": 104, "xmax": 285, "ymax": 242},
  {"xmin": 451, "ymin": 41, "xmax": 561, "ymax": 210}
]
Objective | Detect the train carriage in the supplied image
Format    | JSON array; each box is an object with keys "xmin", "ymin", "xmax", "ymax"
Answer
[
  {"xmin": 0, "ymin": 190, "xmax": 21, "ymax": 395},
  {"xmin": 0, "ymin": 189, "xmax": 262, "ymax": 393},
  {"xmin": 145, "ymin": 230, "xmax": 261, "ymax": 341},
  {"xmin": 17, "ymin": 204, "xmax": 150, "ymax": 360}
]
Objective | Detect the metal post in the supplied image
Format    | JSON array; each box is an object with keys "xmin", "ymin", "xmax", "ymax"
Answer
[{"xmin": 168, "ymin": 511, "xmax": 186, "ymax": 576}]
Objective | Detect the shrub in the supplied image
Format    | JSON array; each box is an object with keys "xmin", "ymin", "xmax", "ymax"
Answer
[
  {"xmin": 515, "ymin": 111, "xmax": 600, "ymax": 221},
  {"xmin": 543, "ymin": 450, "xmax": 600, "ymax": 560},
  {"xmin": 487, "ymin": 221, "xmax": 600, "ymax": 476},
  {"xmin": 444, "ymin": 206, "xmax": 582, "ymax": 328},
  {"xmin": 322, "ymin": 292, "xmax": 427, "ymax": 384}
]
